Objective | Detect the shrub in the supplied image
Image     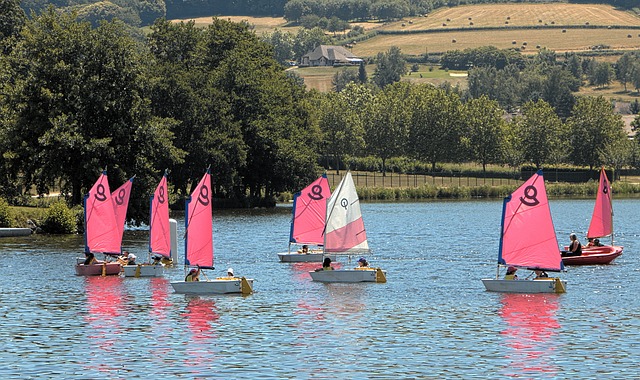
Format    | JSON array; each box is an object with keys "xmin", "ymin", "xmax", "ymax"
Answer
[
  {"xmin": 0, "ymin": 198, "xmax": 12, "ymax": 227},
  {"xmin": 41, "ymin": 201, "xmax": 77, "ymax": 234}
]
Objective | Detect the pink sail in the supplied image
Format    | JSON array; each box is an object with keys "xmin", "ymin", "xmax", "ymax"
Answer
[
  {"xmin": 185, "ymin": 170, "xmax": 214, "ymax": 268},
  {"xmin": 112, "ymin": 177, "xmax": 134, "ymax": 248},
  {"xmin": 85, "ymin": 171, "xmax": 121, "ymax": 254},
  {"xmin": 150, "ymin": 173, "xmax": 171, "ymax": 258},
  {"xmin": 324, "ymin": 172, "xmax": 369, "ymax": 254},
  {"xmin": 587, "ymin": 168, "xmax": 613, "ymax": 239},
  {"xmin": 499, "ymin": 170, "xmax": 563, "ymax": 271},
  {"xmin": 290, "ymin": 175, "xmax": 331, "ymax": 245}
]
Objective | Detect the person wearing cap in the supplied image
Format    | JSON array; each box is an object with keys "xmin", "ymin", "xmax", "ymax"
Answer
[
  {"xmin": 357, "ymin": 257, "xmax": 369, "ymax": 268},
  {"xmin": 562, "ymin": 233, "xmax": 582, "ymax": 257},
  {"xmin": 504, "ymin": 266, "xmax": 518, "ymax": 280},
  {"xmin": 227, "ymin": 268, "xmax": 235, "ymax": 277},
  {"xmin": 185, "ymin": 266, "xmax": 200, "ymax": 282},
  {"xmin": 126, "ymin": 253, "xmax": 137, "ymax": 265}
]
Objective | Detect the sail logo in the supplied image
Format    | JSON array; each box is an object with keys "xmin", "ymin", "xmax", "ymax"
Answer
[
  {"xmin": 198, "ymin": 184, "xmax": 210, "ymax": 206},
  {"xmin": 308, "ymin": 184, "xmax": 324, "ymax": 200},
  {"xmin": 340, "ymin": 198, "xmax": 349, "ymax": 210},
  {"xmin": 158, "ymin": 186, "xmax": 166, "ymax": 204},
  {"xmin": 602, "ymin": 184, "xmax": 609, "ymax": 194},
  {"xmin": 114, "ymin": 188, "xmax": 127, "ymax": 205},
  {"xmin": 95, "ymin": 184, "xmax": 108, "ymax": 202},
  {"xmin": 520, "ymin": 185, "xmax": 540, "ymax": 207}
]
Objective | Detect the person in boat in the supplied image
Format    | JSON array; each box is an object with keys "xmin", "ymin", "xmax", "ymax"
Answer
[
  {"xmin": 298, "ymin": 245, "xmax": 309, "ymax": 254},
  {"xmin": 152, "ymin": 255, "xmax": 173, "ymax": 266},
  {"xmin": 534, "ymin": 270, "xmax": 548, "ymax": 279},
  {"xmin": 504, "ymin": 266, "xmax": 518, "ymax": 280},
  {"xmin": 585, "ymin": 238, "xmax": 595, "ymax": 248},
  {"xmin": 357, "ymin": 257, "xmax": 369, "ymax": 267},
  {"xmin": 593, "ymin": 238, "xmax": 603, "ymax": 247},
  {"xmin": 185, "ymin": 267, "xmax": 200, "ymax": 282},
  {"xmin": 227, "ymin": 268, "xmax": 235, "ymax": 277},
  {"xmin": 315, "ymin": 257, "xmax": 334, "ymax": 271},
  {"xmin": 562, "ymin": 233, "xmax": 582, "ymax": 257},
  {"xmin": 126, "ymin": 253, "xmax": 137, "ymax": 265},
  {"xmin": 83, "ymin": 252, "xmax": 97, "ymax": 265},
  {"xmin": 118, "ymin": 251, "xmax": 131, "ymax": 265}
]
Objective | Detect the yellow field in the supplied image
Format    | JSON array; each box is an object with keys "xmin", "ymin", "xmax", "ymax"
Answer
[
  {"xmin": 374, "ymin": 3, "xmax": 640, "ymax": 31},
  {"xmin": 352, "ymin": 28, "xmax": 640, "ymax": 56},
  {"xmin": 169, "ymin": 15, "xmax": 298, "ymax": 35}
]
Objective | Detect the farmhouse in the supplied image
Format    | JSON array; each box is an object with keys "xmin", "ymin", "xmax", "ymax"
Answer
[{"xmin": 300, "ymin": 45, "xmax": 363, "ymax": 67}]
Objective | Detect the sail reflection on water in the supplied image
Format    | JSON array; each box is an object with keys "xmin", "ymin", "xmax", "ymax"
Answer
[
  {"xmin": 499, "ymin": 293, "xmax": 560, "ymax": 377},
  {"xmin": 83, "ymin": 276, "xmax": 127, "ymax": 373},
  {"xmin": 181, "ymin": 296, "xmax": 219, "ymax": 375}
]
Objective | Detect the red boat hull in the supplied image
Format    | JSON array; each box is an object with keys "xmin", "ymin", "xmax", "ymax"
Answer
[
  {"xmin": 562, "ymin": 245, "xmax": 623, "ymax": 265},
  {"xmin": 75, "ymin": 262, "xmax": 122, "ymax": 276}
]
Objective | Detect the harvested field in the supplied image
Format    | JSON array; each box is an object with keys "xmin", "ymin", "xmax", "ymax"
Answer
[
  {"xmin": 352, "ymin": 28, "xmax": 640, "ymax": 56},
  {"xmin": 377, "ymin": 3, "xmax": 640, "ymax": 31},
  {"xmin": 169, "ymin": 15, "xmax": 298, "ymax": 35}
]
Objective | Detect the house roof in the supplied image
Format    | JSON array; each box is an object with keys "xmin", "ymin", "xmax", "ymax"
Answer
[{"xmin": 303, "ymin": 45, "xmax": 362, "ymax": 63}]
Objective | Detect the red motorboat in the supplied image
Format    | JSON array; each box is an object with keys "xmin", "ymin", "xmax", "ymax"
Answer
[
  {"xmin": 561, "ymin": 245, "xmax": 623, "ymax": 265},
  {"xmin": 562, "ymin": 168, "xmax": 623, "ymax": 266}
]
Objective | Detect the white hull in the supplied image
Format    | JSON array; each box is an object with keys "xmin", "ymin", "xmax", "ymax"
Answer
[
  {"xmin": 482, "ymin": 278, "xmax": 567, "ymax": 293},
  {"xmin": 309, "ymin": 268, "xmax": 386, "ymax": 283},
  {"xmin": 277, "ymin": 252, "xmax": 336, "ymax": 263},
  {"xmin": 171, "ymin": 277, "xmax": 254, "ymax": 295},
  {"xmin": 123, "ymin": 264, "xmax": 164, "ymax": 277}
]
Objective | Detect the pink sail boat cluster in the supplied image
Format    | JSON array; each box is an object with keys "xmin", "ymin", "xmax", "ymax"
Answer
[
  {"xmin": 308, "ymin": 172, "xmax": 386, "ymax": 283},
  {"xmin": 277, "ymin": 175, "xmax": 336, "ymax": 263},
  {"xmin": 562, "ymin": 167, "xmax": 623, "ymax": 265},
  {"xmin": 76, "ymin": 170, "xmax": 133, "ymax": 276},
  {"xmin": 482, "ymin": 170, "xmax": 567, "ymax": 293},
  {"xmin": 123, "ymin": 171, "xmax": 173, "ymax": 277}
]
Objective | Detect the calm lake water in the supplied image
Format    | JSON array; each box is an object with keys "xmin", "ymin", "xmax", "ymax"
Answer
[{"xmin": 1, "ymin": 199, "xmax": 639, "ymax": 378}]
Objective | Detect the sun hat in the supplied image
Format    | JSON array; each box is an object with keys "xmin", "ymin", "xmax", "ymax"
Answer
[
  {"xmin": 227, "ymin": 268, "xmax": 234, "ymax": 276},
  {"xmin": 358, "ymin": 257, "xmax": 366, "ymax": 263}
]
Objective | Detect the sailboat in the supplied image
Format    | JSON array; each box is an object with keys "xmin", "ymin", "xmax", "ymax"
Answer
[
  {"xmin": 277, "ymin": 175, "xmax": 336, "ymax": 263},
  {"xmin": 170, "ymin": 169, "xmax": 253, "ymax": 294},
  {"xmin": 124, "ymin": 172, "xmax": 170, "ymax": 277},
  {"xmin": 75, "ymin": 170, "xmax": 124, "ymax": 276},
  {"xmin": 309, "ymin": 172, "xmax": 386, "ymax": 283},
  {"xmin": 482, "ymin": 170, "xmax": 567, "ymax": 293},
  {"xmin": 562, "ymin": 167, "xmax": 623, "ymax": 265}
]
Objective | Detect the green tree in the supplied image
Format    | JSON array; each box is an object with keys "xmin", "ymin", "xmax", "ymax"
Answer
[
  {"xmin": 0, "ymin": 10, "xmax": 182, "ymax": 221},
  {"xmin": 332, "ymin": 67, "xmax": 358, "ymax": 92},
  {"xmin": 0, "ymin": 0, "xmax": 25, "ymax": 40},
  {"xmin": 358, "ymin": 61, "xmax": 368, "ymax": 84},
  {"xmin": 514, "ymin": 100, "xmax": 565, "ymax": 169},
  {"xmin": 461, "ymin": 95, "xmax": 506, "ymax": 172},
  {"xmin": 408, "ymin": 84, "xmax": 464, "ymax": 171},
  {"xmin": 373, "ymin": 46, "xmax": 406, "ymax": 88},
  {"xmin": 319, "ymin": 90, "xmax": 366, "ymax": 174},
  {"xmin": 262, "ymin": 28, "xmax": 295, "ymax": 65},
  {"xmin": 615, "ymin": 52, "xmax": 635, "ymax": 92},
  {"xmin": 567, "ymin": 96, "xmax": 628, "ymax": 170},
  {"xmin": 363, "ymin": 81, "xmax": 412, "ymax": 175},
  {"xmin": 589, "ymin": 61, "xmax": 614, "ymax": 88}
]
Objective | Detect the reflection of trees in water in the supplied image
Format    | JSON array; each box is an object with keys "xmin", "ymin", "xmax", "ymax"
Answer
[
  {"xmin": 499, "ymin": 293, "xmax": 561, "ymax": 377},
  {"xmin": 83, "ymin": 276, "xmax": 127, "ymax": 373}
]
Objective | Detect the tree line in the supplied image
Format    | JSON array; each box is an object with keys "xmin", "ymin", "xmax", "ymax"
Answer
[{"xmin": 0, "ymin": 2, "xmax": 636, "ymax": 226}]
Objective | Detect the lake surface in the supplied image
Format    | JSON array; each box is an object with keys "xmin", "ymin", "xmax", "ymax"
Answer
[{"xmin": 1, "ymin": 199, "xmax": 639, "ymax": 378}]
